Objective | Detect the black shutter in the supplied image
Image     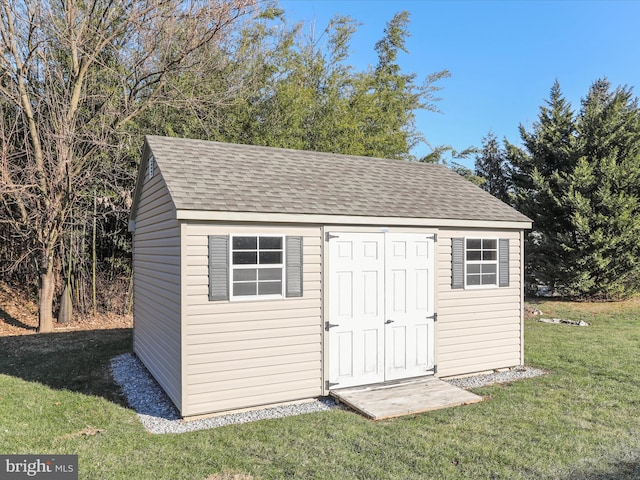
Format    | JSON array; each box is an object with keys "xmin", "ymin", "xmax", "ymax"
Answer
[
  {"xmin": 451, "ymin": 237, "xmax": 465, "ymax": 289},
  {"xmin": 208, "ymin": 235, "xmax": 229, "ymax": 301},
  {"xmin": 286, "ymin": 236, "xmax": 303, "ymax": 297},
  {"xmin": 499, "ymin": 238, "xmax": 510, "ymax": 287}
]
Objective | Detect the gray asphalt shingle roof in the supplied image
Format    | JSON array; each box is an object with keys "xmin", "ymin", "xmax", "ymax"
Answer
[{"xmin": 143, "ymin": 135, "xmax": 531, "ymax": 223}]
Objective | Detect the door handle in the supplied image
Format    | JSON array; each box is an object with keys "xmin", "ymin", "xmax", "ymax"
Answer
[{"xmin": 385, "ymin": 319, "xmax": 394, "ymax": 324}]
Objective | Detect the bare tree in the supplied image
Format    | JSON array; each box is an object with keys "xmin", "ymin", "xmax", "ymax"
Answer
[{"xmin": 0, "ymin": 0, "xmax": 256, "ymax": 332}]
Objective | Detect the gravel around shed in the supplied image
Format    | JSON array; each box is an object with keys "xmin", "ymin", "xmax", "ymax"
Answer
[
  {"xmin": 110, "ymin": 353, "xmax": 340, "ymax": 434},
  {"xmin": 110, "ymin": 353, "xmax": 546, "ymax": 434},
  {"xmin": 445, "ymin": 366, "xmax": 547, "ymax": 389}
]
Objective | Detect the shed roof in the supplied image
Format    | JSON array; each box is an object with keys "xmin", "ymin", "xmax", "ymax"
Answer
[{"xmin": 133, "ymin": 135, "xmax": 531, "ymax": 225}]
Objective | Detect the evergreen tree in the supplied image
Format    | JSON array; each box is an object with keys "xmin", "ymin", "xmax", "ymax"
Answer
[
  {"xmin": 511, "ymin": 79, "xmax": 640, "ymax": 298},
  {"xmin": 475, "ymin": 132, "xmax": 511, "ymax": 202},
  {"xmin": 510, "ymin": 81, "xmax": 578, "ymax": 295},
  {"xmin": 564, "ymin": 80, "xmax": 640, "ymax": 297}
]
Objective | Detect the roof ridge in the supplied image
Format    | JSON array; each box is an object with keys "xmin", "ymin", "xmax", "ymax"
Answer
[{"xmin": 145, "ymin": 134, "xmax": 449, "ymax": 169}]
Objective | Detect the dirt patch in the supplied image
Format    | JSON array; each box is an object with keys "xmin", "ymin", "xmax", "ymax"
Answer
[
  {"xmin": 0, "ymin": 281, "xmax": 132, "ymax": 337},
  {"xmin": 205, "ymin": 473, "xmax": 254, "ymax": 480},
  {"xmin": 60, "ymin": 426, "xmax": 105, "ymax": 440}
]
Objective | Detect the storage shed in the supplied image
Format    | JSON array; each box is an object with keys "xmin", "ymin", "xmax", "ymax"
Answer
[{"xmin": 129, "ymin": 135, "xmax": 532, "ymax": 418}]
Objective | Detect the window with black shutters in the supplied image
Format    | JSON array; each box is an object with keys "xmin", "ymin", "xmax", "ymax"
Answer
[
  {"xmin": 451, "ymin": 237, "xmax": 509, "ymax": 289},
  {"xmin": 465, "ymin": 238, "xmax": 498, "ymax": 287},
  {"xmin": 230, "ymin": 235, "xmax": 284, "ymax": 299}
]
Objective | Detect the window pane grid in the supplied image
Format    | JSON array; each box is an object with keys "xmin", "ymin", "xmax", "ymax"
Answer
[
  {"xmin": 231, "ymin": 236, "xmax": 284, "ymax": 298},
  {"xmin": 465, "ymin": 238, "xmax": 498, "ymax": 287}
]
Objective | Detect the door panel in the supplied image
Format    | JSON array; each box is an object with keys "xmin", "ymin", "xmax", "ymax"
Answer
[
  {"xmin": 415, "ymin": 324, "xmax": 429, "ymax": 365},
  {"xmin": 328, "ymin": 232, "xmax": 435, "ymax": 388},
  {"xmin": 391, "ymin": 326, "xmax": 407, "ymax": 368},
  {"xmin": 390, "ymin": 269, "xmax": 406, "ymax": 313},
  {"xmin": 363, "ymin": 271, "xmax": 379, "ymax": 315},
  {"xmin": 385, "ymin": 234, "xmax": 435, "ymax": 380},
  {"xmin": 363, "ymin": 329, "xmax": 379, "ymax": 373},
  {"xmin": 335, "ymin": 331, "xmax": 353, "ymax": 377},
  {"xmin": 336, "ymin": 271, "xmax": 353, "ymax": 317},
  {"xmin": 329, "ymin": 234, "xmax": 385, "ymax": 388}
]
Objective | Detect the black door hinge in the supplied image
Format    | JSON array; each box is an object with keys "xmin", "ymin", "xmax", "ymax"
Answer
[
  {"xmin": 426, "ymin": 312, "xmax": 438, "ymax": 322},
  {"xmin": 326, "ymin": 233, "xmax": 339, "ymax": 241},
  {"xmin": 325, "ymin": 322, "xmax": 339, "ymax": 331}
]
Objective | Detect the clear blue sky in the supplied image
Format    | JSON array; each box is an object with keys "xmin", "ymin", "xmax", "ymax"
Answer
[{"xmin": 279, "ymin": 0, "xmax": 640, "ymax": 168}]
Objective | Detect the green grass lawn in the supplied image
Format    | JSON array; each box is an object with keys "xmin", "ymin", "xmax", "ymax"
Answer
[{"xmin": 2, "ymin": 300, "xmax": 640, "ymax": 479}]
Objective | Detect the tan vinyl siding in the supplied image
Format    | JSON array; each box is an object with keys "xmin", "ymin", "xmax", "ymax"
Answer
[
  {"xmin": 132, "ymin": 170, "xmax": 182, "ymax": 412},
  {"xmin": 436, "ymin": 229, "xmax": 523, "ymax": 377},
  {"xmin": 183, "ymin": 223, "xmax": 323, "ymax": 417}
]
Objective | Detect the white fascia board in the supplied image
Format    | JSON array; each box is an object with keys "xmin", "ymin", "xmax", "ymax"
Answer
[{"xmin": 175, "ymin": 209, "xmax": 532, "ymax": 230}]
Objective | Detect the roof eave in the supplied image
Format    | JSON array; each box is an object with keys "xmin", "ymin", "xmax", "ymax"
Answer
[{"xmin": 175, "ymin": 209, "xmax": 532, "ymax": 230}]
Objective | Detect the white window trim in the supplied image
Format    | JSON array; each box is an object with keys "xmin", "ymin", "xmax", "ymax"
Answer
[
  {"xmin": 229, "ymin": 234, "xmax": 286, "ymax": 301},
  {"xmin": 464, "ymin": 237, "xmax": 499, "ymax": 289}
]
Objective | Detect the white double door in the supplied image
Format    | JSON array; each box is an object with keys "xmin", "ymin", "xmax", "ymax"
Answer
[{"xmin": 328, "ymin": 232, "xmax": 435, "ymax": 389}]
